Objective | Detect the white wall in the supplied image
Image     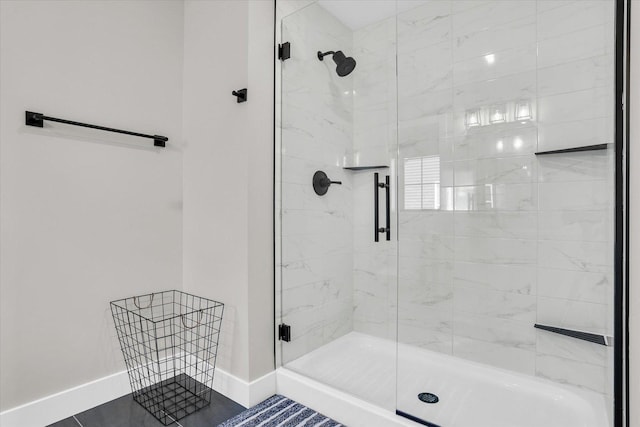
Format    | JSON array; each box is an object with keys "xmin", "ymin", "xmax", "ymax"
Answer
[
  {"xmin": 1, "ymin": 0, "xmax": 276, "ymax": 414},
  {"xmin": 0, "ymin": 0, "xmax": 184, "ymax": 411},
  {"xmin": 629, "ymin": 1, "xmax": 639, "ymax": 425},
  {"xmin": 247, "ymin": 0, "xmax": 277, "ymax": 381},
  {"xmin": 182, "ymin": 0, "xmax": 275, "ymax": 383}
]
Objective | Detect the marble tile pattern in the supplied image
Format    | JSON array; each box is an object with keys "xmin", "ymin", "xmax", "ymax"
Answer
[
  {"xmin": 278, "ymin": 0, "xmax": 615, "ymax": 409},
  {"xmin": 351, "ymin": 17, "xmax": 398, "ymax": 341},
  {"xmin": 537, "ymin": 0, "xmax": 613, "ymax": 402},
  {"xmin": 279, "ymin": 3, "xmax": 355, "ymax": 363},
  {"xmin": 391, "ymin": 0, "xmax": 615, "ymax": 400}
]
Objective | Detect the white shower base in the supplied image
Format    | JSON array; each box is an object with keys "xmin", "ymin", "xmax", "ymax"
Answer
[{"xmin": 281, "ymin": 332, "xmax": 609, "ymax": 427}]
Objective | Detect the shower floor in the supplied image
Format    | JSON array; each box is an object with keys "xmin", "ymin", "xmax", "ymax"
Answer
[
  {"xmin": 286, "ymin": 332, "xmax": 396, "ymax": 411},
  {"xmin": 285, "ymin": 332, "xmax": 609, "ymax": 427}
]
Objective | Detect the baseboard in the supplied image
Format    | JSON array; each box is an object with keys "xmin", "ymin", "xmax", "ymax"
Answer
[
  {"xmin": 276, "ymin": 367, "xmax": 414, "ymax": 427},
  {"xmin": 0, "ymin": 370, "xmax": 131, "ymax": 427},
  {"xmin": 214, "ymin": 368, "xmax": 276, "ymax": 408},
  {"xmin": 0, "ymin": 367, "xmax": 276, "ymax": 427}
]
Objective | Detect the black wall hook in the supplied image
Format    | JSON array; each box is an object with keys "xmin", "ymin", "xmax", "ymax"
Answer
[{"xmin": 232, "ymin": 88, "xmax": 247, "ymax": 103}]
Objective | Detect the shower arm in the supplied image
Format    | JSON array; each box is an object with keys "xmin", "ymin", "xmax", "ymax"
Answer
[{"xmin": 317, "ymin": 51, "xmax": 335, "ymax": 61}]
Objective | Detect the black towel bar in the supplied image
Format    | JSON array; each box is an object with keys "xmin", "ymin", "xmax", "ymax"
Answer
[{"xmin": 25, "ymin": 111, "xmax": 168, "ymax": 147}]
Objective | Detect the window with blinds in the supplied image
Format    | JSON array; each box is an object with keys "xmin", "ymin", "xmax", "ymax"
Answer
[{"xmin": 403, "ymin": 155, "xmax": 440, "ymax": 210}]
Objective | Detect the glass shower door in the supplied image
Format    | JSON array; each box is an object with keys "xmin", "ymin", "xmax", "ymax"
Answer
[
  {"xmin": 395, "ymin": 1, "xmax": 616, "ymax": 426},
  {"xmin": 279, "ymin": 2, "xmax": 356, "ymax": 367},
  {"xmin": 395, "ymin": 2, "xmax": 457, "ymax": 424},
  {"xmin": 278, "ymin": 1, "xmax": 399, "ymax": 410},
  {"xmin": 278, "ymin": 1, "xmax": 615, "ymax": 425}
]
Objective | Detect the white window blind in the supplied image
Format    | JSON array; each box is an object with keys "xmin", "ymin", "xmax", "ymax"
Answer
[{"xmin": 403, "ymin": 155, "xmax": 440, "ymax": 210}]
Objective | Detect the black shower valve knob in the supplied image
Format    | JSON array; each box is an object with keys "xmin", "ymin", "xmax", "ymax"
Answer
[{"xmin": 313, "ymin": 170, "xmax": 341, "ymax": 196}]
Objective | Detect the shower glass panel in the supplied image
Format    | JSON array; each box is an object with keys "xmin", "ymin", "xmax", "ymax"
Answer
[
  {"xmin": 395, "ymin": 1, "xmax": 615, "ymax": 425},
  {"xmin": 279, "ymin": 1, "xmax": 398, "ymax": 409},
  {"xmin": 278, "ymin": 1, "xmax": 616, "ymax": 426}
]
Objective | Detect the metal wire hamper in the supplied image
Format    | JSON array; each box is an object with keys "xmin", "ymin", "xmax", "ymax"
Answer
[{"xmin": 110, "ymin": 290, "xmax": 224, "ymax": 425}]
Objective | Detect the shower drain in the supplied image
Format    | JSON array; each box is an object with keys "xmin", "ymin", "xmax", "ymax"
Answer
[{"xmin": 418, "ymin": 392, "xmax": 439, "ymax": 404}]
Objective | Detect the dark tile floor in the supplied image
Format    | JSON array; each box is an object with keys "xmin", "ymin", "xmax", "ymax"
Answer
[{"xmin": 47, "ymin": 390, "xmax": 245, "ymax": 427}]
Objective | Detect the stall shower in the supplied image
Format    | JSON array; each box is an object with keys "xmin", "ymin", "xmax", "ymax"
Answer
[{"xmin": 276, "ymin": 1, "xmax": 617, "ymax": 426}]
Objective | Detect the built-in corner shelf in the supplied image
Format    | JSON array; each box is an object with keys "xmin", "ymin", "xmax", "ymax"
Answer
[
  {"xmin": 534, "ymin": 143, "xmax": 611, "ymax": 156},
  {"xmin": 534, "ymin": 323, "xmax": 612, "ymax": 346},
  {"xmin": 343, "ymin": 165, "xmax": 389, "ymax": 171}
]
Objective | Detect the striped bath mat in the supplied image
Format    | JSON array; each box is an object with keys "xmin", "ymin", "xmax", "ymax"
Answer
[{"xmin": 217, "ymin": 395, "xmax": 345, "ymax": 427}]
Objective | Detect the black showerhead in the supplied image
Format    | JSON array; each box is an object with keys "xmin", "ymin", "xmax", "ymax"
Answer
[
  {"xmin": 317, "ymin": 50, "xmax": 357, "ymax": 77},
  {"xmin": 332, "ymin": 51, "xmax": 357, "ymax": 77}
]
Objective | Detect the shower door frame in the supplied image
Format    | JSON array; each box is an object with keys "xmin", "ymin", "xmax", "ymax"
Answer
[
  {"xmin": 614, "ymin": 0, "xmax": 631, "ymax": 426},
  {"xmin": 272, "ymin": 1, "xmax": 632, "ymax": 425}
]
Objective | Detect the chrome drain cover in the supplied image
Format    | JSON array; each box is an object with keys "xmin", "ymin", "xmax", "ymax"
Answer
[{"xmin": 418, "ymin": 392, "xmax": 439, "ymax": 404}]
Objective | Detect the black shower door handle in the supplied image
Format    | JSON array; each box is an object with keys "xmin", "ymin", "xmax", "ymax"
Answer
[
  {"xmin": 374, "ymin": 173, "xmax": 379, "ymax": 242},
  {"xmin": 374, "ymin": 173, "xmax": 390, "ymax": 242},
  {"xmin": 384, "ymin": 175, "xmax": 390, "ymax": 241}
]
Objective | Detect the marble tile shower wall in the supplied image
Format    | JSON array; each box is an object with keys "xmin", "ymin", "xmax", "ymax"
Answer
[
  {"xmin": 279, "ymin": 0, "xmax": 614, "ymax": 404},
  {"xmin": 280, "ymin": 3, "xmax": 355, "ymax": 363},
  {"xmin": 535, "ymin": 0, "xmax": 614, "ymax": 402},
  {"xmin": 390, "ymin": 0, "xmax": 615, "ymax": 399},
  {"xmin": 352, "ymin": 17, "xmax": 398, "ymax": 341}
]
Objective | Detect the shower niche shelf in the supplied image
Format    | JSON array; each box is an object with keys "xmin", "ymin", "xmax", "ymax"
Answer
[
  {"xmin": 343, "ymin": 165, "xmax": 389, "ymax": 171},
  {"xmin": 534, "ymin": 143, "xmax": 611, "ymax": 155},
  {"xmin": 534, "ymin": 324, "xmax": 612, "ymax": 346}
]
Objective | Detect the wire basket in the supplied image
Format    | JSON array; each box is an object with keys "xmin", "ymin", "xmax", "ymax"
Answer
[{"xmin": 110, "ymin": 290, "xmax": 224, "ymax": 425}]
